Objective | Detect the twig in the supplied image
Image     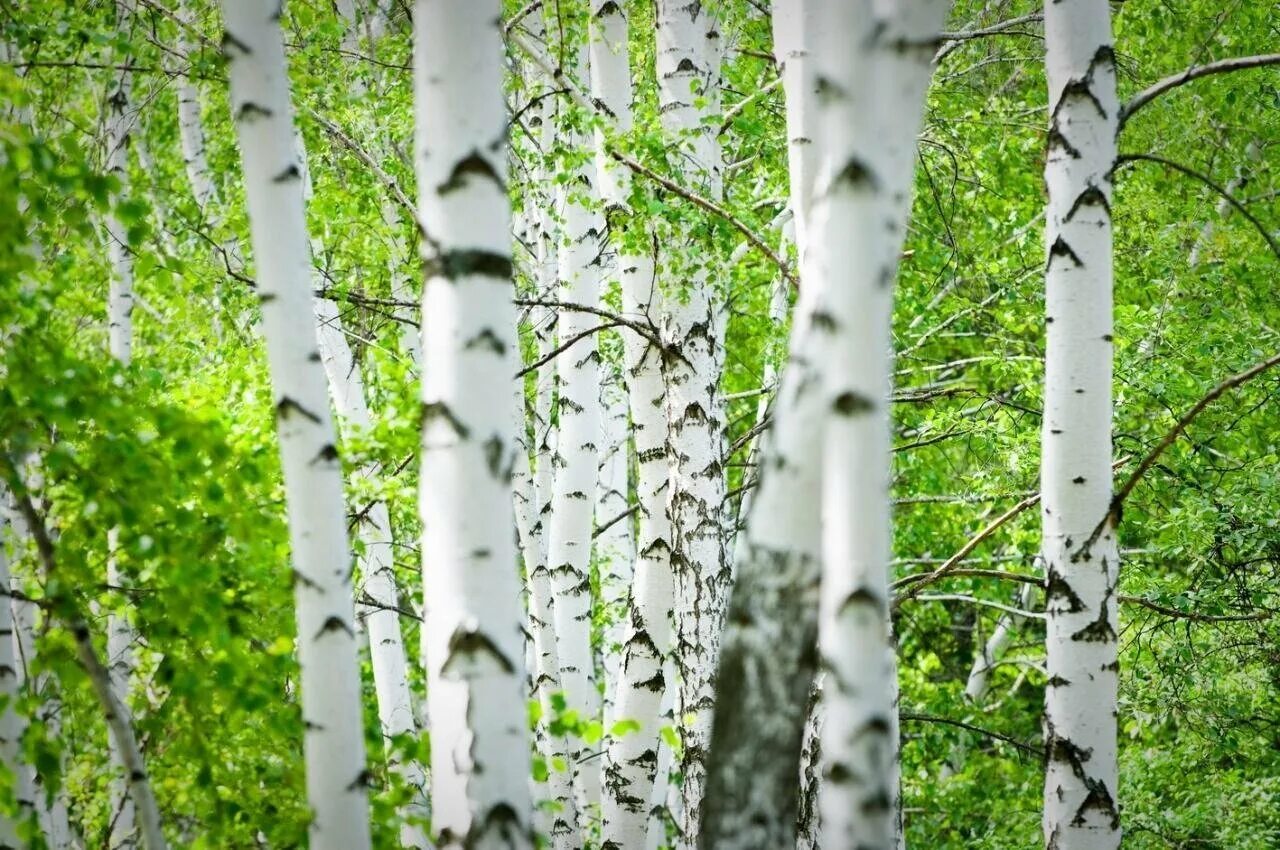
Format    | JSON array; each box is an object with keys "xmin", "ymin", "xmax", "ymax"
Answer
[
  {"xmin": 892, "ymin": 459, "xmax": 1128, "ymax": 608},
  {"xmin": 899, "ymin": 711, "xmax": 1041, "ymax": 759},
  {"xmin": 934, "ymin": 13, "xmax": 1044, "ymax": 64},
  {"xmin": 515, "ymin": 321, "xmax": 623, "ymax": 379},
  {"xmin": 508, "ymin": 30, "xmax": 795, "ymax": 287}
]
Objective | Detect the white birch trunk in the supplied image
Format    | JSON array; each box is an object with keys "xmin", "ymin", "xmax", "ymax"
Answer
[
  {"xmin": 412, "ymin": 1, "xmax": 533, "ymax": 846},
  {"xmin": 771, "ymin": 0, "xmax": 818, "ymax": 260},
  {"xmin": 0, "ymin": 500, "xmax": 30, "ymax": 849},
  {"xmin": 596, "ymin": 372, "xmax": 633, "ymax": 734},
  {"xmin": 700, "ymin": 113, "xmax": 827, "ymax": 850},
  {"xmin": 220, "ymin": 4, "xmax": 372, "ymax": 848},
  {"xmin": 1041, "ymin": 1, "xmax": 1121, "ymax": 847},
  {"xmin": 588, "ymin": 1, "xmax": 676, "ymax": 845},
  {"xmin": 652, "ymin": 4, "xmax": 729, "ymax": 840},
  {"xmin": 12, "ymin": 599, "xmax": 76, "ymax": 850},
  {"xmin": 104, "ymin": 7, "xmax": 140, "ymax": 839},
  {"xmin": 311, "ymin": 298, "xmax": 430, "ymax": 850},
  {"xmin": 812, "ymin": 2, "xmax": 948, "ymax": 849},
  {"xmin": 965, "ymin": 581, "xmax": 1037, "ymax": 703},
  {"xmin": 545, "ymin": 115, "xmax": 607, "ymax": 824},
  {"xmin": 519, "ymin": 30, "xmax": 579, "ymax": 841}
]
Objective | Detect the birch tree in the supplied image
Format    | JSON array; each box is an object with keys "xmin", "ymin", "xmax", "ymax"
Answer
[
  {"xmin": 811, "ymin": 1, "xmax": 948, "ymax": 848},
  {"xmin": 545, "ymin": 74, "xmax": 608, "ymax": 819},
  {"xmin": 0, "ymin": 500, "xmax": 30, "ymax": 849},
  {"xmin": 1040, "ymin": 1, "xmax": 1121, "ymax": 847},
  {"xmin": 700, "ymin": 2, "xmax": 825, "ymax": 843},
  {"xmin": 652, "ymin": 2, "xmax": 730, "ymax": 838},
  {"xmin": 512, "ymin": 19, "xmax": 580, "ymax": 839},
  {"xmin": 103, "ymin": 4, "xmax": 140, "ymax": 840},
  {"xmin": 589, "ymin": 0, "xmax": 675, "ymax": 844},
  {"xmin": 219, "ymin": 3, "xmax": 372, "ymax": 848},
  {"xmin": 412, "ymin": 0, "xmax": 533, "ymax": 845}
]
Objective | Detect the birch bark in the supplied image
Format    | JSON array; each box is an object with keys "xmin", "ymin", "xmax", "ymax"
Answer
[
  {"xmin": 700, "ymin": 5, "xmax": 828, "ymax": 826},
  {"xmin": 812, "ymin": 2, "xmax": 948, "ymax": 849},
  {"xmin": 104, "ymin": 5, "xmax": 140, "ymax": 840},
  {"xmin": 590, "ymin": 0, "xmax": 675, "ymax": 844},
  {"xmin": 220, "ymin": 3, "xmax": 372, "ymax": 847},
  {"xmin": 412, "ymin": 1, "xmax": 534, "ymax": 846},
  {"xmin": 311, "ymin": 297, "xmax": 430, "ymax": 850},
  {"xmin": 545, "ymin": 46, "xmax": 608, "ymax": 819},
  {"xmin": 518, "ymin": 24, "xmax": 579, "ymax": 839},
  {"xmin": 652, "ymin": 4, "xmax": 729, "ymax": 840},
  {"xmin": 0, "ymin": 501, "xmax": 29, "ymax": 850},
  {"xmin": 1040, "ymin": 1, "xmax": 1121, "ymax": 847}
]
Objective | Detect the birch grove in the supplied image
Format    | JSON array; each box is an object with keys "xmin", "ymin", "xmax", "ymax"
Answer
[{"xmin": 4, "ymin": 1, "xmax": 1280, "ymax": 848}]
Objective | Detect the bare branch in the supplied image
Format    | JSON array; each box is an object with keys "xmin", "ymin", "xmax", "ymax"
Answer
[{"xmin": 1120, "ymin": 54, "xmax": 1280, "ymax": 127}]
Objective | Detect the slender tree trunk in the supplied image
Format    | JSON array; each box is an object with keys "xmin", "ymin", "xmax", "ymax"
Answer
[
  {"xmin": 771, "ymin": 0, "xmax": 817, "ymax": 260},
  {"xmin": 596, "ymin": 372, "xmax": 634, "ymax": 728},
  {"xmin": 0, "ymin": 498, "xmax": 31, "ymax": 850},
  {"xmin": 699, "ymin": 1, "xmax": 829, "ymax": 822},
  {"xmin": 812, "ymin": 2, "xmax": 948, "ymax": 849},
  {"xmin": 652, "ymin": 4, "xmax": 729, "ymax": 841},
  {"xmin": 2, "ymin": 473, "xmax": 167, "ymax": 850},
  {"xmin": 220, "ymin": 4, "xmax": 372, "ymax": 848},
  {"xmin": 518, "ymin": 26, "xmax": 580, "ymax": 839},
  {"xmin": 545, "ymin": 42, "xmax": 608, "ymax": 819},
  {"xmin": 965, "ymin": 581, "xmax": 1037, "ymax": 703},
  {"xmin": 311, "ymin": 297, "xmax": 430, "ymax": 850},
  {"xmin": 103, "ymin": 5, "xmax": 140, "ymax": 840},
  {"xmin": 412, "ymin": 1, "xmax": 534, "ymax": 846},
  {"xmin": 1040, "ymin": 1, "xmax": 1121, "ymax": 847},
  {"xmin": 590, "ymin": 0, "xmax": 675, "ymax": 845}
]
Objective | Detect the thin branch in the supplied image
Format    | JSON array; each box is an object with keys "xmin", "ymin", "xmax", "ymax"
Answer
[
  {"xmin": 515, "ymin": 321, "xmax": 623, "ymax": 379},
  {"xmin": 1120, "ymin": 54, "xmax": 1280, "ymax": 127},
  {"xmin": 934, "ymin": 13, "xmax": 1044, "ymax": 64},
  {"xmin": 307, "ymin": 109, "xmax": 420, "ymax": 231},
  {"xmin": 890, "ymin": 493, "xmax": 1041, "ymax": 607},
  {"xmin": 1116, "ymin": 153, "xmax": 1280, "ymax": 262},
  {"xmin": 1075, "ymin": 351, "xmax": 1280, "ymax": 555},
  {"xmin": 513, "ymin": 298, "xmax": 667, "ymax": 353},
  {"xmin": 1119, "ymin": 595, "xmax": 1273, "ymax": 624},
  {"xmin": 892, "ymin": 459, "xmax": 1128, "ymax": 607},
  {"xmin": 718, "ymin": 77, "xmax": 782, "ymax": 135},
  {"xmin": 899, "ymin": 712, "xmax": 1041, "ymax": 759},
  {"xmin": 593, "ymin": 504, "xmax": 639, "ymax": 540}
]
